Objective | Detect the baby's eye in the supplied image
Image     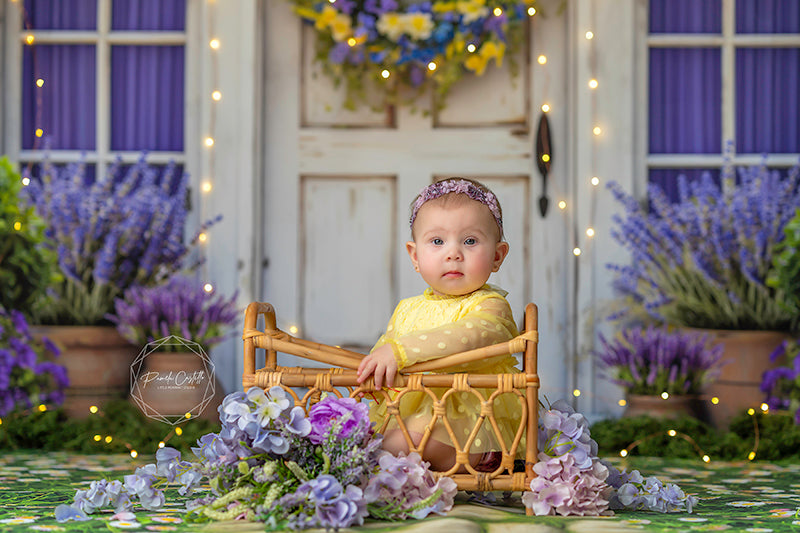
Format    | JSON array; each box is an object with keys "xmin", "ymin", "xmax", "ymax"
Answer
[
  {"xmin": 464, "ymin": 237, "xmax": 477, "ymax": 245},
  {"xmin": 432, "ymin": 238, "xmax": 444, "ymax": 246}
]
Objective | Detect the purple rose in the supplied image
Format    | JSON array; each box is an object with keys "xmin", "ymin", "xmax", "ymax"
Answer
[{"xmin": 307, "ymin": 396, "xmax": 370, "ymax": 444}]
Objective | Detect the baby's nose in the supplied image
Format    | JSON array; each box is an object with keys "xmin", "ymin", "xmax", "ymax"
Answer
[{"xmin": 446, "ymin": 245, "xmax": 464, "ymax": 260}]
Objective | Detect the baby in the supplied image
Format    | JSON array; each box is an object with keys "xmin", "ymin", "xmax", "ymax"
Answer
[{"xmin": 357, "ymin": 178, "xmax": 522, "ymax": 472}]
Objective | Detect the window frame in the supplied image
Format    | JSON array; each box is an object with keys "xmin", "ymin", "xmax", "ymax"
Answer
[
  {"xmin": 636, "ymin": 0, "xmax": 800, "ymax": 185},
  {"xmin": 2, "ymin": 0, "xmax": 201, "ymax": 180}
]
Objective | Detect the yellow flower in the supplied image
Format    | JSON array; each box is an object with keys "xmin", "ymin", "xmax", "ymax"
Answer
[
  {"xmin": 446, "ymin": 36, "xmax": 465, "ymax": 59},
  {"xmin": 457, "ymin": 0, "xmax": 489, "ymax": 24},
  {"xmin": 377, "ymin": 12, "xmax": 405, "ymax": 41},
  {"xmin": 464, "ymin": 53, "xmax": 489, "ymax": 75},
  {"xmin": 432, "ymin": 2, "xmax": 458, "ymax": 13},
  {"xmin": 480, "ymin": 40, "xmax": 506, "ymax": 68},
  {"xmin": 404, "ymin": 12, "xmax": 434, "ymax": 40},
  {"xmin": 314, "ymin": 5, "xmax": 338, "ymax": 31},
  {"xmin": 330, "ymin": 13, "xmax": 353, "ymax": 42}
]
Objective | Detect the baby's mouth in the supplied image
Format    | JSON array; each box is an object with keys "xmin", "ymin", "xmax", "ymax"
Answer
[{"xmin": 443, "ymin": 271, "xmax": 463, "ymax": 278}]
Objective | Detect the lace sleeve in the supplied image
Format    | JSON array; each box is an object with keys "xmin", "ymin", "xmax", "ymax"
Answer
[{"xmin": 391, "ymin": 296, "xmax": 517, "ymax": 369}]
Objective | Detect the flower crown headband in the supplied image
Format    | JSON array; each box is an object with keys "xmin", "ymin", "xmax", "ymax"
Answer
[{"xmin": 409, "ymin": 179, "xmax": 503, "ymax": 230}]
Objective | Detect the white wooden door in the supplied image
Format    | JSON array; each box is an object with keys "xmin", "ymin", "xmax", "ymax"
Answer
[{"xmin": 260, "ymin": 0, "xmax": 571, "ymax": 396}]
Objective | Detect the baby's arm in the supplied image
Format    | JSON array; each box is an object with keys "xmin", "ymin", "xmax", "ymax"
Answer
[{"xmin": 357, "ymin": 343, "xmax": 397, "ymax": 389}]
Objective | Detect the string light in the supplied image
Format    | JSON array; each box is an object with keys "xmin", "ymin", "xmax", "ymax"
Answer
[
  {"xmin": 201, "ymin": 181, "xmax": 212, "ymax": 193},
  {"xmin": 204, "ymin": 137, "xmax": 215, "ymax": 147},
  {"xmin": 25, "ymin": 34, "xmax": 34, "ymax": 45},
  {"xmin": 89, "ymin": 405, "xmax": 99, "ymax": 414},
  {"xmin": 209, "ymin": 38, "xmax": 220, "ymax": 49},
  {"xmin": 380, "ymin": 69, "xmax": 390, "ymax": 79},
  {"xmin": 13, "ymin": 221, "xmax": 22, "ymax": 231},
  {"xmin": 586, "ymin": 227, "xmax": 595, "ymax": 237},
  {"xmin": 35, "ymin": 78, "xmax": 44, "ymax": 87},
  {"xmin": 198, "ymin": 232, "xmax": 208, "ymax": 243},
  {"xmin": 711, "ymin": 397, "xmax": 720, "ymax": 404},
  {"xmin": 573, "ymin": 389, "xmax": 581, "ymax": 397},
  {"xmin": 748, "ymin": 451, "xmax": 756, "ymax": 461},
  {"xmin": 661, "ymin": 392, "xmax": 669, "ymax": 400},
  {"xmin": 541, "ymin": 154, "xmax": 550, "ymax": 163},
  {"xmin": 35, "ymin": 128, "xmax": 43, "ymax": 137},
  {"xmin": 558, "ymin": 200, "xmax": 567, "ymax": 210},
  {"xmin": 175, "ymin": 427, "xmax": 183, "ymax": 436},
  {"xmin": 211, "ymin": 90, "xmax": 222, "ymax": 101},
  {"xmin": 289, "ymin": 325, "xmax": 299, "ymax": 335},
  {"xmin": 93, "ymin": 434, "xmax": 102, "ymax": 442},
  {"xmin": 537, "ymin": 55, "xmax": 547, "ymax": 65},
  {"xmin": 427, "ymin": 61, "xmax": 437, "ymax": 71},
  {"xmin": 592, "ymin": 126, "xmax": 602, "ymax": 136},
  {"xmin": 667, "ymin": 429, "xmax": 676, "ymax": 437},
  {"xmin": 493, "ymin": 7, "xmax": 502, "ymax": 16},
  {"xmin": 527, "ymin": 6, "xmax": 536, "ymax": 16},
  {"xmin": 572, "ymin": 247, "xmax": 582, "ymax": 256},
  {"xmin": 591, "ymin": 176, "xmax": 600, "ymax": 186},
  {"xmin": 585, "ymin": 31, "xmax": 594, "ymax": 40},
  {"xmin": 760, "ymin": 403, "xmax": 769, "ymax": 412},
  {"xmin": 747, "ymin": 408, "xmax": 755, "ymax": 415},
  {"xmin": 467, "ymin": 43, "xmax": 476, "ymax": 53},
  {"xmin": 158, "ymin": 441, "xmax": 166, "ymax": 448},
  {"xmin": 38, "ymin": 404, "xmax": 47, "ymax": 412},
  {"xmin": 203, "ymin": 283, "xmax": 213, "ymax": 293},
  {"xmin": 618, "ymin": 399, "xmax": 627, "ymax": 407},
  {"xmin": 130, "ymin": 450, "xmax": 138, "ymax": 458},
  {"xmin": 588, "ymin": 78, "xmax": 598, "ymax": 89},
  {"xmin": 21, "ymin": 176, "xmax": 30, "ymax": 186},
  {"xmin": 702, "ymin": 455, "xmax": 710, "ymax": 463},
  {"xmin": 619, "ymin": 449, "xmax": 628, "ymax": 457},
  {"xmin": 105, "ymin": 436, "xmax": 113, "ymax": 443},
  {"xmin": 541, "ymin": 104, "xmax": 550, "ymax": 113}
]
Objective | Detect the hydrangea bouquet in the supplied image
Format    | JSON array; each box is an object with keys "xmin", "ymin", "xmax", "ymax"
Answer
[
  {"xmin": 23, "ymin": 155, "xmax": 216, "ymax": 325},
  {"xmin": 607, "ymin": 156, "xmax": 800, "ymax": 332},
  {"xmin": 596, "ymin": 326, "xmax": 726, "ymax": 397},
  {"xmin": 0, "ymin": 308, "xmax": 68, "ymax": 416},
  {"xmin": 109, "ymin": 274, "xmax": 240, "ymax": 352},
  {"xmin": 290, "ymin": 0, "xmax": 537, "ymax": 109},
  {"xmin": 57, "ymin": 390, "xmax": 697, "ymax": 526},
  {"xmin": 56, "ymin": 387, "xmax": 458, "ymax": 529}
]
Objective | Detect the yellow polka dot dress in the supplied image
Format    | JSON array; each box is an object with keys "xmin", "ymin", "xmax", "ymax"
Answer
[{"xmin": 369, "ymin": 285, "xmax": 523, "ymax": 455}]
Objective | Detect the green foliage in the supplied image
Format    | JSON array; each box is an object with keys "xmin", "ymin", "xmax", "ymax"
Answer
[
  {"xmin": 0, "ymin": 400, "xmax": 219, "ymax": 456},
  {"xmin": 591, "ymin": 411, "xmax": 800, "ymax": 461},
  {"xmin": 0, "ymin": 157, "xmax": 58, "ymax": 315},
  {"xmin": 768, "ymin": 208, "xmax": 800, "ymax": 314}
]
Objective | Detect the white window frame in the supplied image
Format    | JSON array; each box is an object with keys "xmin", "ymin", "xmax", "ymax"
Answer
[
  {"xmin": 636, "ymin": 0, "xmax": 800, "ymax": 184},
  {"xmin": 2, "ymin": 0, "xmax": 200, "ymax": 182}
]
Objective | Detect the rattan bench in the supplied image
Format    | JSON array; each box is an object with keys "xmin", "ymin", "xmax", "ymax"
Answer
[{"xmin": 242, "ymin": 302, "xmax": 540, "ymax": 497}]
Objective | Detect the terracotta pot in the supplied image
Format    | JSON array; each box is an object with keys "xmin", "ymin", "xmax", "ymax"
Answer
[
  {"xmin": 625, "ymin": 394, "xmax": 709, "ymax": 422},
  {"xmin": 685, "ymin": 328, "xmax": 792, "ymax": 429},
  {"xmin": 130, "ymin": 350, "xmax": 225, "ymax": 423},
  {"xmin": 32, "ymin": 325, "xmax": 138, "ymax": 418}
]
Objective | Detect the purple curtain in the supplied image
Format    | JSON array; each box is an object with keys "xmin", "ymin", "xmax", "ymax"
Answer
[
  {"xmin": 22, "ymin": 45, "xmax": 96, "ymax": 150},
  {"xmin": 736, "ymin": 0, "xmax": 800, "ymax": 33},
  {"xmin": 20, "ymin": 0, "xmax": 186, "ymax": 153},
  {"xmin": 650, "ymin": 0, "xmax": 721, "ymax": 34}
]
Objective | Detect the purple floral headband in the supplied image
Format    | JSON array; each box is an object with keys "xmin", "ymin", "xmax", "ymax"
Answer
[{"xmin": 409, "ymin": 179, "xmax": 503, "ymax": 230}]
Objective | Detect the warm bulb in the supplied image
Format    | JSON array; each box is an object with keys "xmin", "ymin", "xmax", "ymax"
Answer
[
  {"xmin": 25, "ymin": 34, "xmax": 34, "ymax": 45},
  {"xmin": 347, "ymin": 37, "xmax": 357, "ymax": 46},
  {"xmin": 592, "ymin": 126, "xmax": 602, "ymax": 136},
  {"xmin": 748, "ymin": 408, "xmax": 755, "ymax": 415},
  {"xmin": 541, "ymin": 104, "xmax": 550, "ymax": 113},
  {"xmin": 204, "ymin": 137, "xmax": 215, "ymax": 147},
  {"xmin": 572, "ymin": 247, "xmax": 581, "ymax": 256},
  {"xmin": 760, "ymin": 403, "xmax": 769, "ymax": 412},
  {"xmin": 702, "ymin": 455, "xmax": 710, "ymax": 463},
  {"xmin": 198, "ymin": 232, "xmax": 208, "ymax": 243},
  {"xmin": 748, "ymin": 451, "xmax": 756, "ymax": 460},
  {"xmin": 13, "ymin": 221, "xmax": 22, "ymax": 231},
  {"xmin": 585, "ymin": 31, "xmax": 594, "ymax": 40},
  {"xmin": 572, "ymin": 389, "xmax": 581, "ymax": 397},
  {"xmin": 203, "ymin": 283, "xmax": 213, "ymax": 293},
  {"xmin": 21, "ymin": 177, "xmax": 30, "ymax": 186},
  {"xmin": 541, "ymin": 154, "xmax": 550, "ymax": 163},
  {"xmin": 493, "ymin": 7, "xmax": 502, "ymax": 16},
  {"xmin": 620, "ymin": 449, "xmax": 628, "ymax": 457},
  {"xmin": 467, "ymin": 43, "xmax": 476, "ymax": 53},
  {"xmin": 591, "ymin": 176, "xmax": 600, "ymax": 186},
  {"xmin": 89, "ymin": 405, "xmax": 99, "ymax": 414},
  {"xmin": 35, "ymin": 128, "xmax": 43, "ymax": 137},
  {"xmin": 661, "ymin": 392, "xmax": 669, "ymax": 399},
  {"xmin": 586, "ymin": 228, "xmax": 595, "ymax": 237},
  {"xmin": 36, "ymin": 78, "xmax": 44, "ymax": 87},
  {"xmin": 212, "ymin": 90, "xmax": 222, "ymax": 101},
  {"xmin": 289, "ymin": 325, "xmax": 299, "ymax": 335},
  {"xmin": 38, "ymin": 404, "xmax": 47, "ymax": 412},
  {"xmin": 711, "ymin": 396, "xmax": 720, "ymax": 404},
  {"xmin": 130, "ymin": 450, "xmax": 138, "ymax": 458},
  {"xmin": 175, "ymin": 427, "xmax": 183, "ymax": 436},
  {"xmin": 527, "ymin": 7, "xmax": 536, "ymax": 16},
  {"xmin": 104, "ymin": 436, "xmax": 113, "ymax": 443},
  {"xmin": 158, "ymin": 441, "xmax": 166, "ymax": 448},
  {"xmin": 558, "ymin": 200, "xmax": 567, "ymax": 210},
  {"xmin": 209, "ymin": 38, "xmax": 220, "ymax": 49},
  {"xmin": 427, "ymin": 62, "xmax": 437, "ymax": 71},
  {"xmin": 93, "ymin": 434, "xmax": 102, "ymax": 441},
  {"xmin": 201, "ymin": 181, "xmax": 212, "ymax": 193},
  {"xmin": 381, "ymin": 69, "xmax": 390, "ymax": 79},
  {"xmin": 618, "ymin": 399, "xmax": 626, "ymax": 407},
  {"xmin": 668, "ymin": 429, "xmax": 677, "ymax": 437},
  {"xmin": 537, "ymin": 55, "xmax": 547, "ymax": 65},
  {"xmin": 588, "ymin": 79, "xmax": 598, "ymax": 89}
]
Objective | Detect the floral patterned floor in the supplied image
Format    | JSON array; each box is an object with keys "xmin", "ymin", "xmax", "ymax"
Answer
[{"xmin": 1, "ymin": 451, "xmax": 799, "ymax": 532}]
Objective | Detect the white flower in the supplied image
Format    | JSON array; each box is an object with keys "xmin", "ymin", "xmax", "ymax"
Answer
[
  {"xmin": 403, "ymin": 12, "xmax": 434, "ymax": 40},
  {"xmin": 377, "ymin": 12, "xmax": 405, "ymax": 41}
]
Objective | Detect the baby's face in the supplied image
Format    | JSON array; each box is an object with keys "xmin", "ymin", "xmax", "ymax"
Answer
[{"xmin": 407, "ymin": 198, "xmax": 507, "ymax": 296}]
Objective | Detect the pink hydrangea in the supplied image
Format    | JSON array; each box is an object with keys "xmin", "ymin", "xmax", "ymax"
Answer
[{"xmin": 522, "ymin": 453, "xmax": 612, "ymax": 516}]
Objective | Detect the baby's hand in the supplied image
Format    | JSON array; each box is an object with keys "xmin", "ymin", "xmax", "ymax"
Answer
[{"xmin": 357, "ymin": 344, "xmax": 397, "ymax": 389}]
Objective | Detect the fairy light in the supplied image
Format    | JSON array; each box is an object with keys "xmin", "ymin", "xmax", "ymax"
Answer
[
  {"xmin": 93, "ymin": 434, "xmax": 102, "ymax": 442},
  {"xmin": 198, "ymin": 232, "xmax": 208, "ymax": 243},
  {"xmin": 175, "ymin": 427, "xmax": 183, "ymax": 436},
  {"xmin": 588, "ymin": 78, "xmax": 598, "ymax": 89},
  {"xmin": 13, "ymin": 221, "xmax": 22, "ymax": 231},
  {"xmin": 209, "ymin": 38, "xmax": 220, "ymax": 49},
  {"xmin": 760, "ymin": 403, "xmax": 769, "ymax": 412},
  {"xmin": 541, "ymin": 104, "xmax": 550, "ymax": 113},
  {"xmin": 158, "ymin": 441, "xmax": 166, "ymax": 448},
  {"xmin": 35, "ymin": 78, "xmax": 44, "ymax": 87},
  {"xmin": 702, "ymin": 455, "xmax": 710, "ymax": 463},
  {"xmin": 25, "ymin": 34, "xmax": 34, "ymax": 45},
  {"xmin": 105, "ymin": 436, "xmax": 113, "ymax": 443},
  {"xmin": 541, "ymin": 154, "xmax": 550, "ymax": 163},
  {"xmin": 130, "ymin": 450, "xmax": 138, "ymax": 458},
  {"xmin": 558, "ymin": 200, "xmax": 567, "ymax": 210},
  {"xmin": 585, "ymin": 31, "xmax": 594, "ymax": 39},
  {"xmin": 586, "ymin": 227, "xmax": 595, "ymax": 237},
  {"xmin": 619, "ymin": 449, "xmax": 628, "ymax": 457},
  {"xmin": 573, "ymin": 389, "xmax": 581, "ymax": 397},
  {"xmin": 204, "ymin": 136, "xmax": 215, "ymax": 147},
  {"xmin": 21, "ymin": 176, "xmax": 30, "ymax": 186},
  {"xmin": 748, "ymin": 408, "xmax": 756, "ymax": 416},
  {"xmin": 38, "ymin": 404, "xmax": 47, "ymax": 412},
  {"xmin": 572, "ymin": 247, "xmax": 581, "ymax": 256},
  {"xmin": 201, "ymin": 181, "xmax": 212, "ymax": 193},
  {"xmin": 35, "ymin": 128, "xmax": 43, "ymax": 137},
  {"xmin": 537, "ymin": 55, "xmax": 547, "ymax": 65},
  {"xmin": 661, "ymin": 392, "xmax": 669, "ymax": 400},
  {"xmin": 667, "ymin": 429, "xmax": 677, "ymax": 437},
  {"xmin": 347, "ymin": 37, "xmax": 357, "ymax": 46},
  {"xmin": 493, "ymin": 7, "xmax": 502, "ymax": 16},
  {"xmin": 203, "ymin": 283, "xmax": 213, "ymax": 293},
  {"xmin": 427, "ymin": 61, "xmax": 437, "ymax": 71},
  {"xmin": 592, "ymin": 126, "xmax": 602, "ymax": 136},
  {"xmin": 748, "ymin": 451, "xmax": 756, "ymax": 460},
  {"xmin": 184, "ymin": 413, "xmax": 192, "ymax": 419},
  {"xmin": 211, "ymin": 90, "xmax": 222, "ymax": 101},
  {"xmin": 380, "ymin": 69, "xmax": 390, "ymax": 79},
  {"xmin": 89, "ymin": 405, "xmax": 99, "ymax": 414},
  {"xmin": 289, "ymin": 325, "xmax": 299, "ymax": 335},
  {"xmin": 618, "ymin": 399, "xmax": 626, "ymax": 407},
  {"xmin": 591, "ymin": 176, "xmax": 600, "ymax": 186},
  {"xmin": 527, "ymin": 6, "xmax": 536, "ymax": 16},
  {"xmin": 711, "ymin": 396, "xmax": 720, "ymax": 404}
]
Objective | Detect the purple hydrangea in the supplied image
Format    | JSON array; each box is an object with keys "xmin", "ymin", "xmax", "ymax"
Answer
[{"xmin": 307, "ymin": 396, "xmax": 370, "ymax": 444}]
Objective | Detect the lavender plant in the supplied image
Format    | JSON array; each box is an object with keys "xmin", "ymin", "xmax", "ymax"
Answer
[
  {"xmin": 109, "ymin": 274, "xmax": 239, "ymax": 352},
  {"xmin": 596, "ymin": 326, "xmax": 725, "ymax": 396},
  {"xmin": 761, "ymin": 340, "xmax": 800, "ymax": 425},
  {"xmin": 0, "ymin": 308, "xmax": 68, "ymax": 416},
  {"xmin": 607, "ymin": 156, "xmax": 800, "ymax": 331},
  {"xmin": 23, "ymin": 154, "xmax": 216, "ymax": 325}
]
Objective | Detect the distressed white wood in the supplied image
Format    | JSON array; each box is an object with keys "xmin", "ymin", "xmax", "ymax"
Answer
[{"xmin": 301, "ymin": 176, "xmax": 396, "ymax": 346}]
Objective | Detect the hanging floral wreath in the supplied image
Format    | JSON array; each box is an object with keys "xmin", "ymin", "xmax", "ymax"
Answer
[{"xmin": 289, "ymin": 0, "xmax": 539, "ymax": 110}]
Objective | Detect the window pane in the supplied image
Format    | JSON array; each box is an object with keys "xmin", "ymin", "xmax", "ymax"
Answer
[
  {"xmin": 23, "ymin": 0, "xmax": 97, "ymax": 30},
  {"xmin": 22, "ymin": 45, "xmax": 96, "ymax": 150},
  {"xmin": 736, "ymin": 0, "xmax": 800, "ymax": 33},
  {"xmin": 110, "ymin": 46, "xmax": 185, "ymax": 151},
  {"xmin": 649, "ymin": 48, "xmax": 721, "ymax": 154},
  {"xmin": 112, "ymin": 0, "xmax": 186, "ymax": 31},
  {"xmin": 650, "ymin": 0, "xmax": 721, "ymax": 34},
  {"xmin": 736, "ymin": 48, "xmax": 800, "ymax": 154},
  {"xmin": 648, "ymin": 168, "xmax": 722, "ymax": 203}
]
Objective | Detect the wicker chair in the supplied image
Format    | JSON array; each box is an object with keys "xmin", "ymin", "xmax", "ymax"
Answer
[{"xmin": 242, "ymin": 302, "xmax": 540, "ymax": 498}]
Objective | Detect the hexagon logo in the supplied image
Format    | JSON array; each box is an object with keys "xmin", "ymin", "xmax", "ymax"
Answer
[{"xmin": 130, "ymin": 335, "xmax": 217, "ymax": 425}]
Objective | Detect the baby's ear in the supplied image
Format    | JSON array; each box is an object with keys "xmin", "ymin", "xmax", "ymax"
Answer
[
  {"xmin": 406, "ymin": 241, "xmax": 420, "ymax": 271},
  {"xmin": 493, "ymin": 241, "xmax": 509, "ymax": 271}
]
